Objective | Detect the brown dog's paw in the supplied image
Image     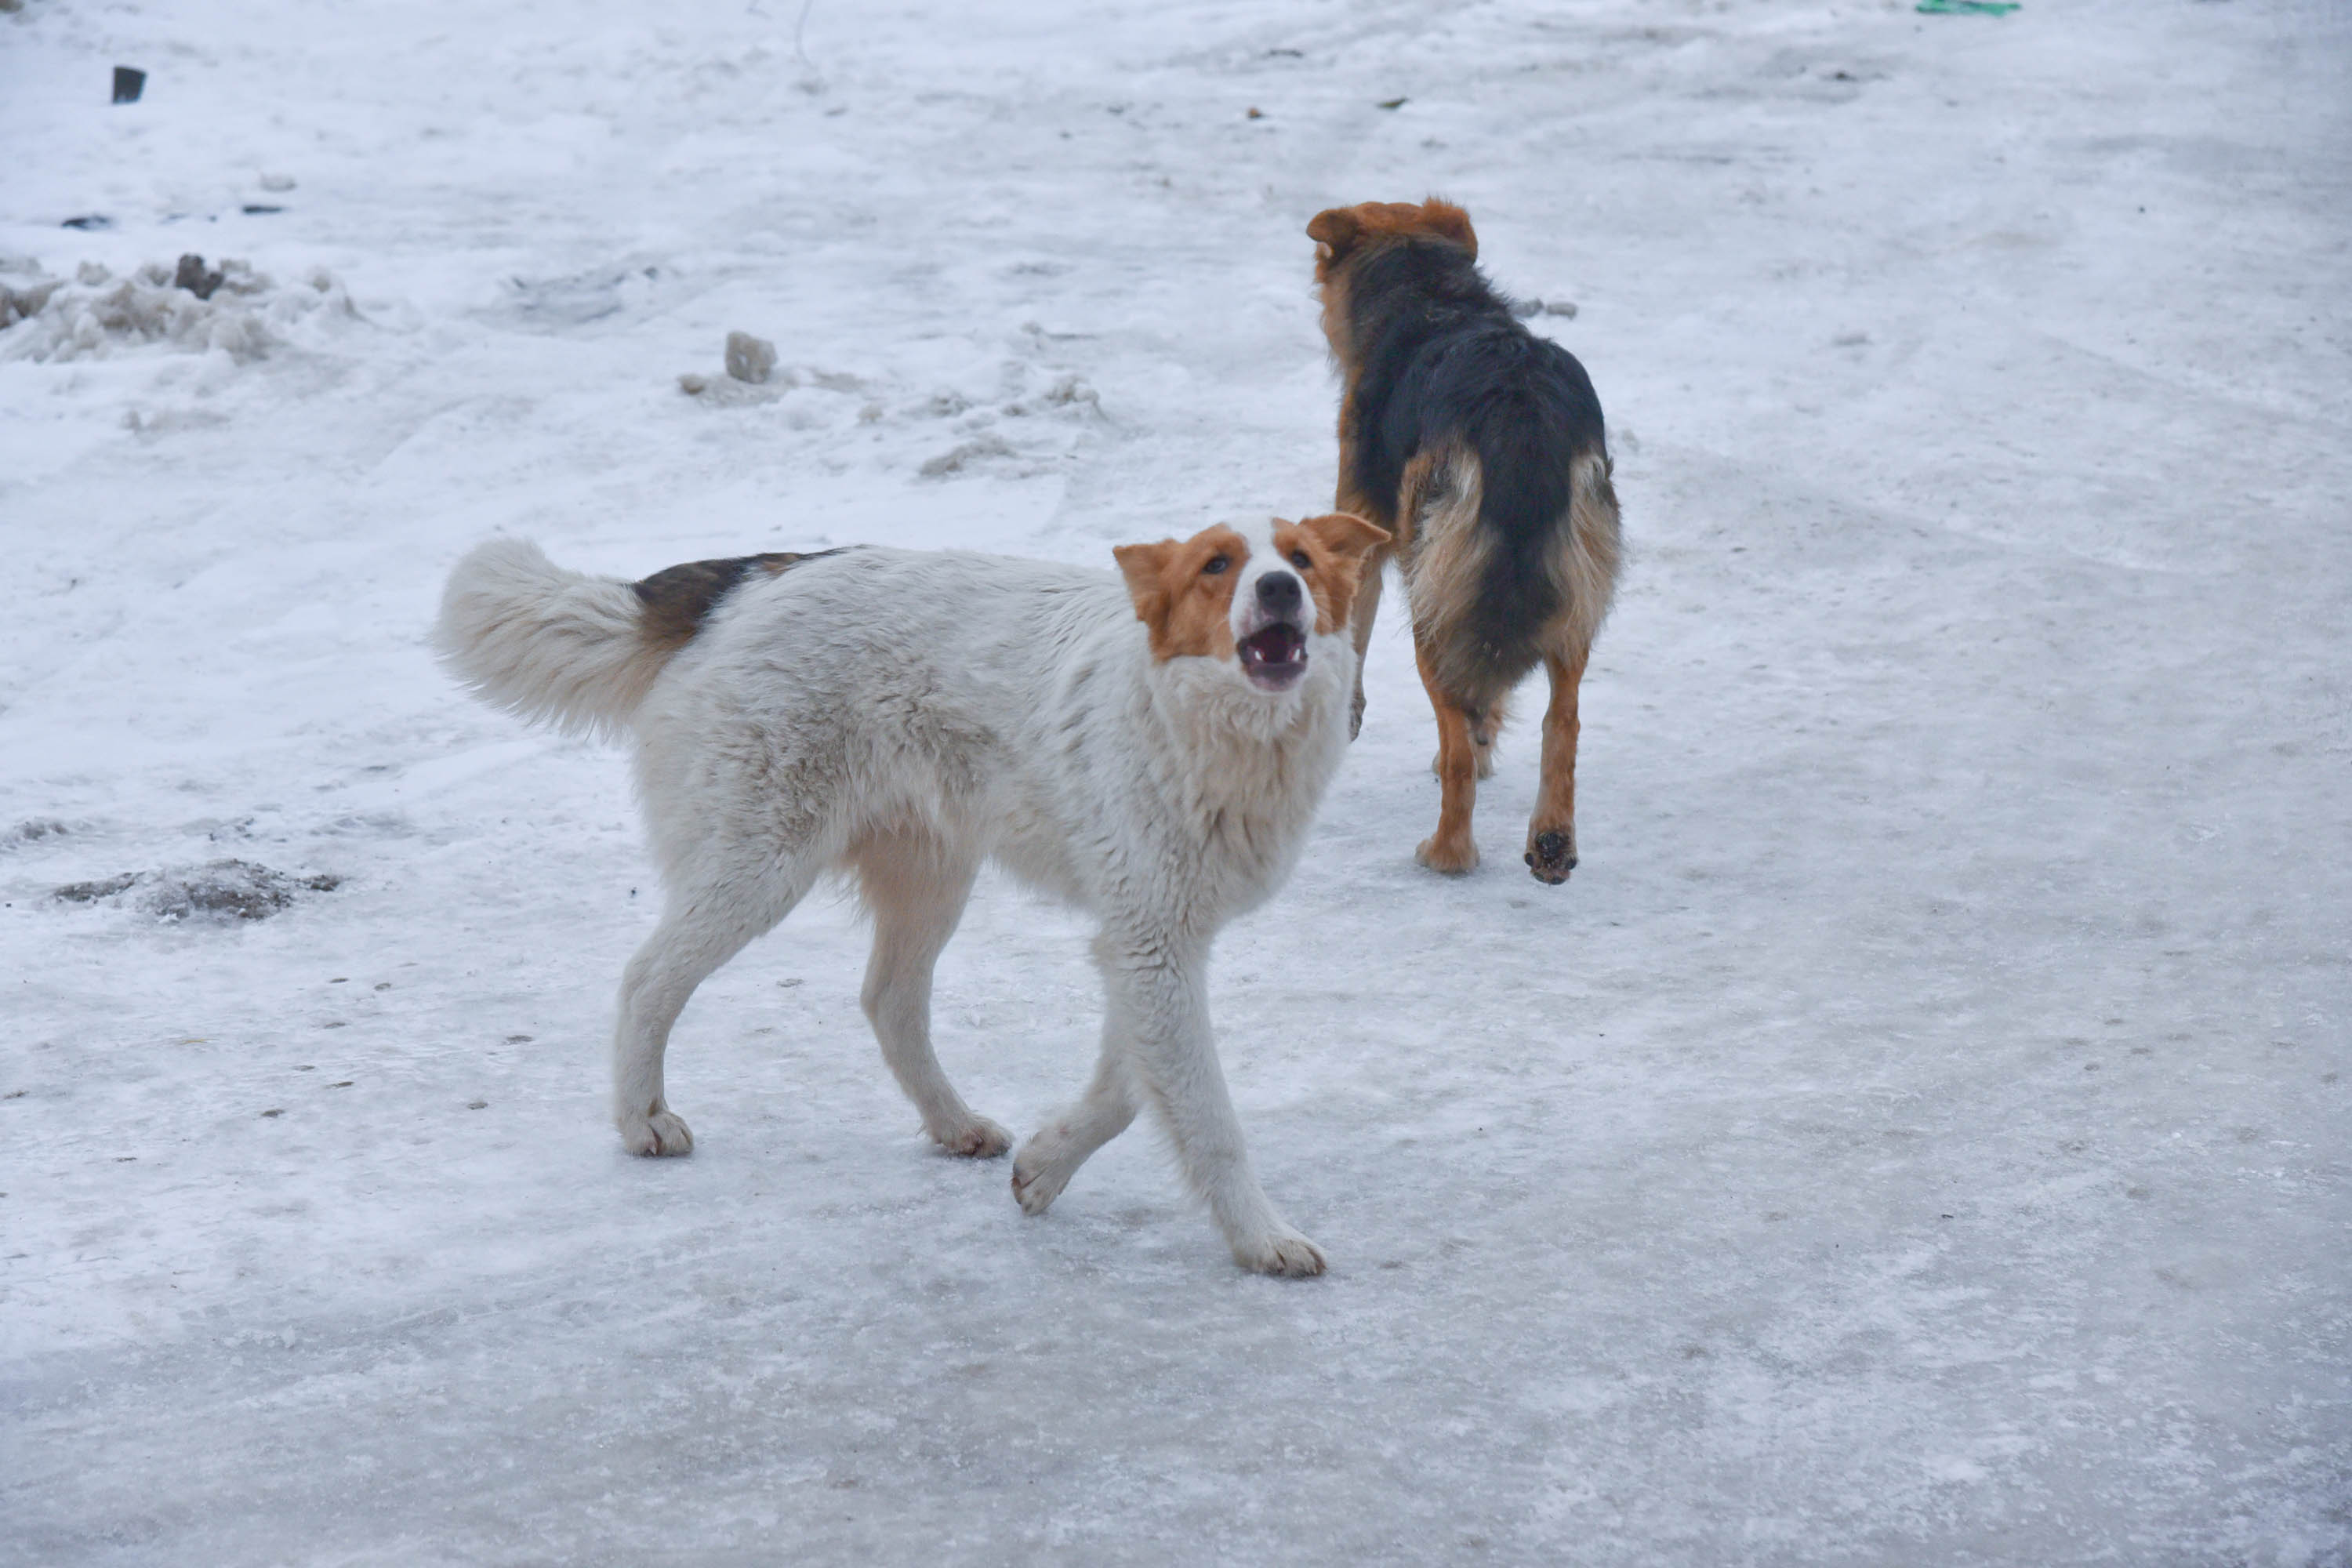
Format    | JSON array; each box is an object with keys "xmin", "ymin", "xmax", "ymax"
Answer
[
  {"xmin": 1524, "ymin": 827, "xmax": 1577, "ymax": 884},
  {"xmin": 1416, "ymin": 833, "xmax": 1479, "ymax": 875}
]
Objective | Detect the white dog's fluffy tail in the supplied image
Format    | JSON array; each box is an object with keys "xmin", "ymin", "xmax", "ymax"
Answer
[{"xmin": 434, "ymin": 539, "xmax": 668, "ymax": 741}]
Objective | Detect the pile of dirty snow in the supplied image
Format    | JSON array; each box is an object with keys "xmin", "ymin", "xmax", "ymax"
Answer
[{"xmin": 0, "ymin": 253, "xmax": 356, "ymax": 364}]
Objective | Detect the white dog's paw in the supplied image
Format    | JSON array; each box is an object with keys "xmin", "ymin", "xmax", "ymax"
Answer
[
  {"xmin": 1231, "ymin": 1225, "xmax": 1328, "ymax": 1278},
  {"xmin": 619, "ymin": 1108, "xmax": 694, "ymax": 1156},
  {"xmin": 931, "ymin": 1115, "xmax": 1012, "ymax": 1159},
  {"xmin": 1011, "ymin": 1133, "xmax": 1077, "ymax": 1216}
]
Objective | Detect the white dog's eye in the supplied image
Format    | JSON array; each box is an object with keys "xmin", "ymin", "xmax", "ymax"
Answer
[
  {"xmin": 1203, "ymin": 555, "xmax": 1230, "ymax": 575},
  {"xmin": 1289, "ymin": 550, "xmax": 1312, "ymax": 570}
]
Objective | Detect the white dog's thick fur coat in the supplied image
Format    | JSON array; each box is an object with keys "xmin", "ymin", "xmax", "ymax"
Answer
[{"xmin": 435, "ymin": 518, "xmax": 1384, "ymax": 1275}]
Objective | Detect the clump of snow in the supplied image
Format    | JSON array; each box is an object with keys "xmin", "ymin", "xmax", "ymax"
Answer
[
  {"xmin": 0, "ymin": 256, "xmax": 356, "ymax": 364},
  {"xmin": 916, "ymin": 432, "xmax": 1015, "ymax": 476},
  {"xmin": 677, "ymin": 332, "xmax": 877, "ymax": 405},
  {"xmin": 53, "ymin": 858, "xmax": 341, "ymax": 921},
  {"xmin": 677, "ymin": 368, "xmax": 782, "ymax": 404},
  {"xmin": 679, "ymin": 331, "xmax": 791, "ymax": 402},
  {"xmin": 900, "ymin": 365, "xmax": 1102, "ymax": 476},
  {"xmin": 0, "ymin": 254, "xmax": 64, "ymax": 330},
  {"xmin": 722, "ymin": 329, "xmax": 776, "ymax": 384},
  {"xmin": 1004, "ymin": 372, "xmax": 1101, "ymax": 418}
]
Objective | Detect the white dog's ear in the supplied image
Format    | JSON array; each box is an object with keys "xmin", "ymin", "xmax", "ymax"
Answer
[
  {"xmin": 1276, "ymin": 514, "xmax": 1392, "ymax": 636},
  {"xmin": 1112, "ymin": 541, "xmax": 1174, "ymax": 636},
  {"xmin": 1298, "ymin": 512, "xmax": 1391, "ymax": 560}
]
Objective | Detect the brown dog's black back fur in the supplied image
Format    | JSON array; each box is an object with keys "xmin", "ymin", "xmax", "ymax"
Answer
[{"xmin": 1335, "ymin": 232, "xmax": 1612, "ymax": 710}]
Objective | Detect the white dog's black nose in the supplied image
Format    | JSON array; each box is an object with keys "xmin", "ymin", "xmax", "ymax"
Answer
[{"xmin": 1256, "ymin": 572, "xmax": 1302, "ymax": 615}]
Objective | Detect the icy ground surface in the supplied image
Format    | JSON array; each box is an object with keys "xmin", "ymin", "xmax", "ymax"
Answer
[{"xmin": 3, "ymin": 0, "xmax": 2348, "ymax": 1561}]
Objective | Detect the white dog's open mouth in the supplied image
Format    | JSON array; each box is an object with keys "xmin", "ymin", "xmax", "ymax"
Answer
[{"xmin": 1237, "ymin": 623, "xmax": 1307, "ymax": 690}]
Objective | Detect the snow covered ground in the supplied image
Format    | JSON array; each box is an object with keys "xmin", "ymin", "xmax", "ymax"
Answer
[{"xmin": 3, "ymin": 0, "xmax": 2347, "ymax": 1559}]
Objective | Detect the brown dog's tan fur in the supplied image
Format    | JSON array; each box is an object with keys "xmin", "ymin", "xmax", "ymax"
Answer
[{"xmin": 1308, "ymin": 197, "xmax": 1622, "ymax": 882}]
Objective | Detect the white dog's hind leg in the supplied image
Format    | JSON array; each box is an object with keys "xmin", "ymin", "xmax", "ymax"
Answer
[
  {"xmin": 614, "ymin": 860, "xmax": 810, "ymax": 1156},
  {"xmin": 856, "ymin": 833, "xmax": 1009, "ymax": 1158},
  {"xmin": 1093, "ymin": 931, "xmax": 1327, "ymax": 1277},
  {"xmin": 1011, "ymin": 1045, "xmax": 1136, "ymax": 1215}
]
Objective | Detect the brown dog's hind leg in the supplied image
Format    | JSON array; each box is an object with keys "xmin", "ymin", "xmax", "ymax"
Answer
[
  {"xmin": 1467, "ymin": 696, "xmax": 1503, "ymax": 780},
  {"xmin": 1414, "ymin": 637, "xmax": 1482, "ymax": 874},
  {"xmin": 1431, "ymin": 697, "xmax": 1503, "ymax": 782},
  {"xmin": 1525, "ymin": 648, "xmax": 1587, "ymax": 884}
]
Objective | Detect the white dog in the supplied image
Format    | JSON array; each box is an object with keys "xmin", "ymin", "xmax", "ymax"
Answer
[{"xmin": 434, "ymin": 514, "xmax": 1386, "ymax": 1275}]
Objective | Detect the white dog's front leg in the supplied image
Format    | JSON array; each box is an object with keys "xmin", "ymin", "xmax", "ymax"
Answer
[
  {"xmin": 1099, "ymin": 931, "xmax": 1326, "ymax": 1277},
  {"xmin": 1011, "ymin": 1044, "xmax": 1135, "ymax": 1217}
]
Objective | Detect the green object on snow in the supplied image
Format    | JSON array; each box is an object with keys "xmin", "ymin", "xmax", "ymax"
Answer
[{"xmin": 1918, "ymin": 0, "xmax": 2020, "ymax": 13}]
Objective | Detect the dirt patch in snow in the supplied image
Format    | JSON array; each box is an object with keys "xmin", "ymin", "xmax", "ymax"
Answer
[
  {"xmin": 54, "ymin": 858, "xmax": 342, "ymax": 922},
  {"xmin": 3, "ymin": 818, "xmax": 74, "ymax": 849}
]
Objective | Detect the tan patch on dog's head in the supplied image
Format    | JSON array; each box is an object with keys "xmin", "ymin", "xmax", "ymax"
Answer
[
  {"xmin": 1269, "ymin": 514, "xmax": 1392, "ymax": 634},
  {"xmin": 1113, "ymin": 524, "xmax": 1250, "ymax": 661},
  {"xmin": 1307, "ymin": 198, "xmax": 1476, "ymax": 281},
  {"xmin": 1307, "ymin": 198, "xmax": 1477, "ymax": 374}
]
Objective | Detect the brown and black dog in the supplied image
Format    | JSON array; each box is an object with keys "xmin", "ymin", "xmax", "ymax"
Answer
[{"xmin": 1308, "ymin": 198, "xmax": 1622, "ymax": 884}]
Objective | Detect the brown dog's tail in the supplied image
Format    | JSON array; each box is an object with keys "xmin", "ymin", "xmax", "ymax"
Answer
[
  {"xmin": 434, "ymin": 539, "xmax": 673, "ymax": 742},
  {"xmin": 1404, "ymin": 445, "xmax": 1621, "ymax": 716}
]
